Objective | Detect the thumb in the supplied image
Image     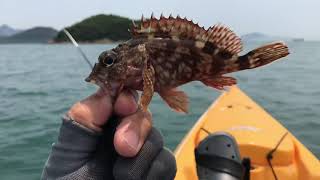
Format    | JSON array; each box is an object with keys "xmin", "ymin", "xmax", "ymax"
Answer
[{"xmin": 114, "ymin": 109, "xmax": 152, "ymax": 157}]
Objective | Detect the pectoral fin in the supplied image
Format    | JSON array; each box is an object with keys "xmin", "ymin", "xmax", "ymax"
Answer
[
  {"xmin": 160, "ymin": 88, "xmax": 189, "ymax": 114},
  {"xmin": 139, "ymin": 61, "xmax": 155, "ymax": 112}
]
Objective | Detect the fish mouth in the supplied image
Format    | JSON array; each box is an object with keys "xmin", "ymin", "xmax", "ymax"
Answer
[
  {"xmin": 85, "ymin": 63, "xmax": 113, "ymax": 94},
  {"xmin": 85, "ymin": 75, "xmax": 123, "ymax": 97},
  {"xmin": 85, "ymin": 75, "xmax": 105, "ymax": 89},
  {"xmin": 85, "ymin": 63, "xmax": 101, "ymax": 85}
]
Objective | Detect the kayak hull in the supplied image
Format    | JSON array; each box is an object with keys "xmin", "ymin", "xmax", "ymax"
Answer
[{"xmin": 174, "ymin": 86, "xmax": 320, "ymax": 180}]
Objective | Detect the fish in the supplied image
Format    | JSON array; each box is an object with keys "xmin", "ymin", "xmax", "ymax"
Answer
[{"xmin": 85, "ymin": 14, "xmax": 290, "ymax": 113}]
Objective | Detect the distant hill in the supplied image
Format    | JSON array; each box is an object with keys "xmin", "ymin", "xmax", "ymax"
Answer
[
  {"xmin": 241, "ymin": 32, "xmax": 291, "ymax": 42},
  {"xmin": 0, "ymin": 24, "xmax": 21, "ymax": 37},
  {"xmin": 54, "ymin": 14, "xmax": 133, "ymax": 43},
  {"xmin": 0, "ymin": 27, "xmax": 58, "ymax": 43},
  {"xmin": 241, "ymin": 32, "xmax": 271, "ymax": 42}
]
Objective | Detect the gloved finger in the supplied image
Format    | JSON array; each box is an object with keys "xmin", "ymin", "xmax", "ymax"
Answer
[
  {"xmin": 113, "ymin": 128, "xmax": 163, "ymax": 180},
  {"xmin": 67, "ymin": 88, "xmax": 113, "ymax": 132},
  {"xmin": 144, "ymin": 148, "xmax": 177, "ymax": 180},
  {"xmin": 113, "ymin": 89, "xmax": 138, "ymax": 117},
  {"xmin": 113, "ymin": 109, "xmax": 152, "ymax": 157}
]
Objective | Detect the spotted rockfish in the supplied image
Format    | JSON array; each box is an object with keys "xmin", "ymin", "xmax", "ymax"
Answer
[{"xmin": 85, "ymin": 14, "xmax": 289, "ymax": 113}]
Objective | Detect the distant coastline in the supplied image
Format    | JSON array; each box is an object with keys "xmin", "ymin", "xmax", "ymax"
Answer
[
  {"xmin": 292, "ymin": 38, "xmax": 304, "ymax": 42},
  {"xmin": 48, "ymin": 38, "xmax": 124, "ymax": 44}
]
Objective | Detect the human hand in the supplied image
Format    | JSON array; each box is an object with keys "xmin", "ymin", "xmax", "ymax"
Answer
[
  {"xmin": 42, "ymin": 88, "xmax": 177, "ymax": 180},
  {"xmin": 67, "ymin": 88, "xmax": 151, "ymax": 157}
]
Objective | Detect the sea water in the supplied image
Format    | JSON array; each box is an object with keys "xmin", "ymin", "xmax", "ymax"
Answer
[{"xmin": 0, "ymin": 42, "xmax": 319, "ymax": 179}]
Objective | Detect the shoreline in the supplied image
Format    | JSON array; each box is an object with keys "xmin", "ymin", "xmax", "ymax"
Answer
[{"xmin": 49, "ymin": 38, "xmax": 125, "ymax": 45}]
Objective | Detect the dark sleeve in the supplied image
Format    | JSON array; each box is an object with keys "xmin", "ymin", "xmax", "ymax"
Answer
[
  {"xmin": 41, "ymin": 115, "xmax": 176, "ymax": 180},
  {"xmin": 41, "ymin": 115, "xmax": 114, "ymax": 180}
]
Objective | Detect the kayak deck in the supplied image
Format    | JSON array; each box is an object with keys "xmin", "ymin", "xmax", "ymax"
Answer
[{"xmin": 174, "ymin": 86, "xmax": 320, "ymax": 180}]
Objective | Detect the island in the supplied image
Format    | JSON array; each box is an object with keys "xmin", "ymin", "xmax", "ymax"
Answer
[
  {"xmin": 0, "ymin": 27, "xmax": 58, "ymax": 44},
  {"xmin": 54, "ymin": 14, "xmax": 133, "ymax": 43}
]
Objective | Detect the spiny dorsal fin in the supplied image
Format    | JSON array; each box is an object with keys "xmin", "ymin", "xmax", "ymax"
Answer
[
  {"xmin": 130, "ymin": 14, "xmax": 243, "ymax": 55},
  {"xmin": 131, "ymin": 14, "xmax": 206, "ymax": 40}
]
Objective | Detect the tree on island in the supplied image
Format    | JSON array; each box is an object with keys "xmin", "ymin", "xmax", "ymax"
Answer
[{"xmin": 54, "ymin": 14, "xmax": 133, "ymax": 42}]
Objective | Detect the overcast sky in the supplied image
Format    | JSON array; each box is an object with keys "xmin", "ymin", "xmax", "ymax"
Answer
[{"xmin": 1, "ymin": 0, "xmax": 320, "ymax": 40}]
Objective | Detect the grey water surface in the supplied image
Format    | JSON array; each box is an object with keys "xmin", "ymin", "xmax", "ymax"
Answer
[{"xmin": 0, "ymin": 42, "xmax": 319, "ymax": 179}]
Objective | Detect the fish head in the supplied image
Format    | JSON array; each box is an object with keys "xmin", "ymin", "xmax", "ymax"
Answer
[{"xmin": 85, "ymin": 44, "xmax": 144, "ymax": 94}]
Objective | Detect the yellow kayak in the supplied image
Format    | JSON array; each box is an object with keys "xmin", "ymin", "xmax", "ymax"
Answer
[{"xmin": 174, "ymin": 86, "xmax": 320, "ymax": 180}]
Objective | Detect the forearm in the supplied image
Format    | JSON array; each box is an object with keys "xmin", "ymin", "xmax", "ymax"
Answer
[{"xmin": 41, "ymin": 115, "xmax": 102, "ymax": 179}]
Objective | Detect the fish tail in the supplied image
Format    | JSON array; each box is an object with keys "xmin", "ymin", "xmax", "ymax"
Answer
[{"xmin": 221, "ymin": 41, "xmax": 289, "ymax": 74}]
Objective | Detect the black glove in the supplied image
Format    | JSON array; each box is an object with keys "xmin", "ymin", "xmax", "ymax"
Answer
[{"xmin": 41, "ymin": 116, "xmax": 176, "ymax": 180}]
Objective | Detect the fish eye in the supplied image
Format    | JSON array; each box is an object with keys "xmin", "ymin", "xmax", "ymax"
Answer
[{"xmin": 102, "ymin": 57, "xmax": 114, "ymax": 67}]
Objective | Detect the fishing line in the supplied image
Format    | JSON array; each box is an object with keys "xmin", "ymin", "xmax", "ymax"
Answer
[{"xmin": 63, "ymin": 29, "xmax": 93, "ymax": 69}]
